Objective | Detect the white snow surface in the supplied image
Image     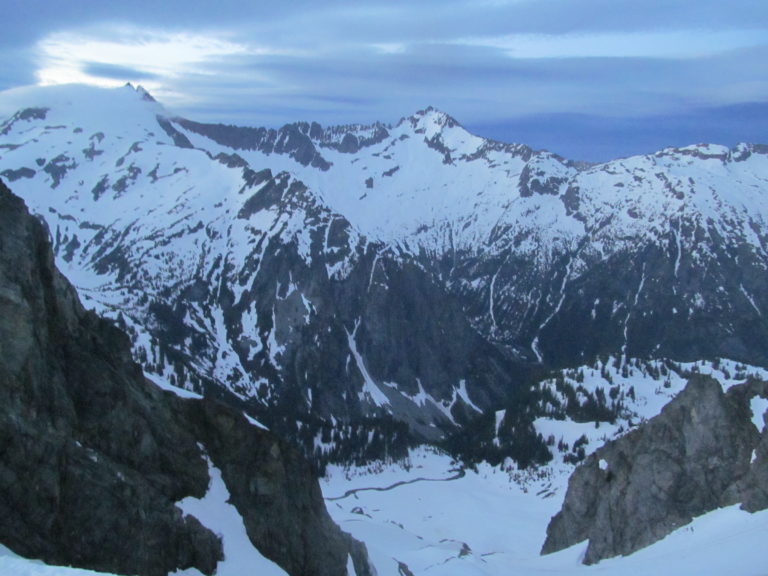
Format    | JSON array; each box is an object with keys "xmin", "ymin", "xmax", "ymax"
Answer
[
  {"xmin": 750, "ymin": 396, "xmax": 768, "ymax": 432},
  {"xmin": 0, "ymin": 545, "xmax": 109, "ymax": 576},
  {"xmin": 321, "ymin": 358, "xmax": 768, "ymax": 576},
  {"xmin": 5, "ymin": 83, "xmax": 767, "ymax": 265},
  {"xmin": 4, "ymin": 479, "xmax": 767, "ymax": 576},
  {"xmin": 149, "ymin": 374, "xmax": 203, "ymax": 399},
  {"xmin": 347, "ymin": 320, "xmax": 391, "ymax": 408}
]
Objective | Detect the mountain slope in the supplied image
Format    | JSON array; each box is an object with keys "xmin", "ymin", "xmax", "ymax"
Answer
[
  {"xmin": 171, "ymin": 103, "xmax": 768, "ymax": 366},
  {"xmin": 0, "ymin": 85, "xmax": 539, "ymax": 447},
  {"xmin": 1, "ymin": 84, "xmax": 766, "ymax": 462}
]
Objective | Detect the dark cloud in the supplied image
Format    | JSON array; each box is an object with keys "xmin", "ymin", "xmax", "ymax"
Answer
[
  {"xmin": 82, "ymin": 62, "xmax": 161, "ymax": 81},
  {"xmin": 0, "ymin": 47, "xmax": 37, "ymax": 89},
  {"xmin": 158, "ymin": 41, "xmax": 768, "ymax": 155},
  {"xmin": 220, "ymin": 0, "xmax": 768, "ymax": 46},
  {"xmin": 6, "ymin": 0, "xmax": 767, "ymax": 46}
]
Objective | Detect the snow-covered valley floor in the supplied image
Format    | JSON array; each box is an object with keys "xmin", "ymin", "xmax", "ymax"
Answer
[
  {"xmin": 322, "ymin": 447, "xmax": 768, "ymax": 576},
  {"xmin": 2, "ymin": 448, "xmax": 767, "ymax": 576},
  {"xmin": 4, "ymin": 455, "xmax": 766, "ymax": 576},
  {"xmin": 319, "ymin": 357, "xmax": 768, "ymax": 576}
]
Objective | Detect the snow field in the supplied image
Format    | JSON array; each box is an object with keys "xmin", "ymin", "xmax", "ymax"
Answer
[{"xmin": 322, "ymin": 447, "xmax": 768, "ymax": 576}]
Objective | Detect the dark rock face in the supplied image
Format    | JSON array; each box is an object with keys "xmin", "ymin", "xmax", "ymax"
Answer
[
  {"xmin": 0, "ymin": 107, "xmax": 49, "ymax": 135},
  {"xmin": 542, "ymin": 375, "xmax": 768, "ymax": 564},
  {"xmin": 0, "ymin": 167, "xmax": 36, "ymax": 181},
  {"xmin": 0, "ymin": 178, "xmax": 373, "ymax": 576},
  {"xmin": 518, "ymin": 163, "xmax": 567, "ymax": 197},
  {"xmin": 155, "ymin": 115, "xmax": 194, "ymax": 149},
  {"xmin": 318, "ymin": 123, "xmax": 390, "ymax": 154},
  {"xmin": 175, "ymin": 118, "xmax": 333, "ymax": 170},
  {"xmin": 174, "ymin": 117, "xmax": 391, "ymax": 167},
  {"xmin": 229, "ymin": 213, "xmax": 531, "ymax": 441},
  {"xmin": 185, "ymin": 400, "xmax": 373, "ymax": 576},
  {"xmin": 0, "ymin": 179, "xmax": 220, "ymax": 575},
  {"xmin": 741, "ymin": 396, "xmax": 768, "ymax": 510}
]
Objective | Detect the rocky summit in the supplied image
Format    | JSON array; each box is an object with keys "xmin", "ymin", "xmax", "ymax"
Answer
[{"xmin": 0, "ymin": 177, "xmax": 372, "ymax": 576}]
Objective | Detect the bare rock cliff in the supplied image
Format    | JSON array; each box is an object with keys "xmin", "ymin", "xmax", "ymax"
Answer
[{"xmin": 542, "ymin": 374, "xmax": 768, "ymax": 564}]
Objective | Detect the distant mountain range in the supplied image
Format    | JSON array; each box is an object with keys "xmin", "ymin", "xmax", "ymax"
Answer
[{"xmin": 1, "ymin": 83, "xmax": 766, "ymax": 462}]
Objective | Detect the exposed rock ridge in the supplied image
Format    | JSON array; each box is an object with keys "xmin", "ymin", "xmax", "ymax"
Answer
[
  {"xmin": 541, "ymin": 374, "xmax": 768, "ymax": 564},
  {"xmin": 174, "ymin": 117, "xmax": 333, "ymax": 170},
  {"xmin": 0, "ymin": 107, "xmax": 49, "ymax": 135},
  {"xmin": 0, "ymin": 178, "xmax": 373, "ymax": 576},
  {"xmin": 185, "ymin": 399, "xmax": 374, "ymax": 576}
]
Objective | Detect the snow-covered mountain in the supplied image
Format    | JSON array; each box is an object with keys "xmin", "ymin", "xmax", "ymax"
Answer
[
  {"xmin": 1, "ymin": 84, "xmax": 767, "ymax": 460},
  {"xmin": 171, "ymin": 97, "xmax": 768, "ymax": 367}
]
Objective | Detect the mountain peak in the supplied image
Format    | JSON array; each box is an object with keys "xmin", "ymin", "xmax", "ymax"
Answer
[
  {"xmin": 416, "ymin": 105, "xmax": 456, "ymax": 121},
  {"xmin": 0, "ymin": 83, "xmax": 168, "ymax": 140},
  {"xmin": 125, "ymin": 82, "xmax": 157, "ymax": 103},
  {"xmin": 399, "ymin": 106, "xmax": 461, "ymax": 137}
]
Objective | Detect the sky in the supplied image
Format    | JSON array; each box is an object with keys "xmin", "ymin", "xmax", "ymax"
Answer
[{"xmin": 1, "ymin": 0, "xmax": 767, "ymax": 161}]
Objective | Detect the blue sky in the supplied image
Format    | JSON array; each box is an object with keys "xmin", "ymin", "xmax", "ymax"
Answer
[{"xmin": 1, "ymin": 0, "xmax": 767, "ymax": 161}]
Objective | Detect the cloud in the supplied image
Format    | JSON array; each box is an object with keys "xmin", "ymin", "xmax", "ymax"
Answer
[
  {"xmin": 6, "ymin": 0, "xmax": 768, "ymax": 48},
  {"xmin": 33, "ymin": 26, "xmax": 256, "ymax": 94},
  {"xmin": 1, "ymin": 0, "xmax": 766, "ymax": 159},
  {"xmin": 454, "ymin": 29, "xmax": 768, "ymax": 59},
  {"xmin": 0, "ymin": 47, "xmax": 38, "ymax": 90},
  {"xmin": 467, "ymin": 101, "xmax": 768, "ymax": 162},
  {"xmin": 82, "ymin": 62, "xmax": 161, "ymax": 82},
  {"xmin": 24, "ymin": 16, "xmax": 768, "ymax": 126}
]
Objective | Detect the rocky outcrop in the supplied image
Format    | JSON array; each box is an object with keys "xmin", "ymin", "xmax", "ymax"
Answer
[
  {"xmin": 0, "ymin": 178, "xmax": 373, "ymax": 576},
  {"xmin": 184, "ymin": 399, "xmax": 373, "ymax": 576},
  {"xmin": 541, "ymin": 374, "xmax": 768, "ymax": 564},
  {"xmin": 175, "ymin": 118, "xmax": 333, "ymax": 170}
]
